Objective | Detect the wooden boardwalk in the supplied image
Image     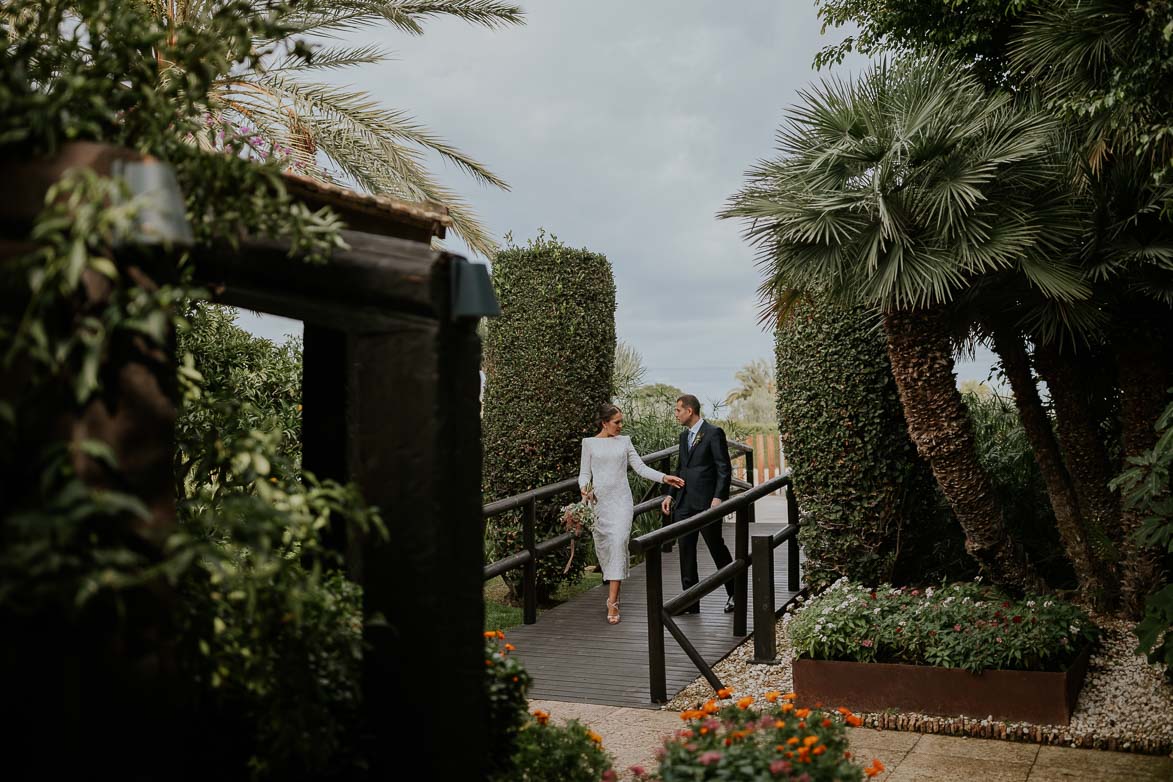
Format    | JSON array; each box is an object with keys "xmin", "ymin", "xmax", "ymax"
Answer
[{"xmin": 505, "ymin": 496, "xmax": 800, "ymax": 708}]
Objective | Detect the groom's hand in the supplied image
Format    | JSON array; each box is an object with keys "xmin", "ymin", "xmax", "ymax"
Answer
[
  {"xmin": 710, "ymin": 498, "xmax": 721, "ymax": 509},
  {"xmin": 661, "ymin": 496, "xmax": 672, "ymax": 515}
]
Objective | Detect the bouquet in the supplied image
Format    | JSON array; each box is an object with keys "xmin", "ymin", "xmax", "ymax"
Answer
[{"xmin": 560, "ymin": 484, "xmax": 598, "ymax": 573}]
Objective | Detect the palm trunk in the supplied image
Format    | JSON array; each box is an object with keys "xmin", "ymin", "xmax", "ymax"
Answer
[
  {"xmin": 883, "ymin": 309, "xmax": 1046, "ymax": 593},
  {"xmin": 1115, "ymin": 310, "xmax": 1172, "ymax": 616},
  {"xmin": 991, "ymin": 329, "xmax": 1112, "ymax": 604},
  {"xmin": 1033, "ymin": 342, "xmax": 1122, "ymax": 569}
]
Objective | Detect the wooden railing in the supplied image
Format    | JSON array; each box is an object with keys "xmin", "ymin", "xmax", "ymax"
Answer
[
  {"xmin": 628, "ymin": 472, "xmax": 804, "ymax": 702},
  {"xmin": 483, "ymin": 441, "xmax": 755, "ymax": 625}
]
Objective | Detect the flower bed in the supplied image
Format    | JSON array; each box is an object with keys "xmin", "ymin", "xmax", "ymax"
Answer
[
  {"xmin": 655, "ymin": 689, "xmax": 882, "ymax": 781},
  {"xmin": 788, "ymin": 579, "xmax": 1099, "ymax": 724}
]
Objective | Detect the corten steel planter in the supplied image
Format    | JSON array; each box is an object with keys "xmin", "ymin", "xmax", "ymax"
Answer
[{"xmin": 793, "ymin": 645, "xmax": 1092, "ymax": 725}]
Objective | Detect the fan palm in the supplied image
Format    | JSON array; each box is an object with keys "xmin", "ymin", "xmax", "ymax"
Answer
[
  {"xmin": 144, "ymin": 0, "xmax": 524, "ymax": 258},
  {"xmin": 723, "ymin": 56, "xmax": 1098, "ymax": 592}
]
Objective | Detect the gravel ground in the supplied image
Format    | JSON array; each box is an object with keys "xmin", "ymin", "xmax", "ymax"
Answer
[{"xmin": 666, "ymin": 607, "xmax": 1173, "ymax": 756}]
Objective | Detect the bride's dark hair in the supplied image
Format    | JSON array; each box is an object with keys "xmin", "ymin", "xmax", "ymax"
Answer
[{"xmin": 595, "ymin": 402, "xmax": 621, "ymax": 430}]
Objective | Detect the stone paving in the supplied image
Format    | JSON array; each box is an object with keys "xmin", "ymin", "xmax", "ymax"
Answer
[{"xmin": 529, "ymin": 698, "xmax": 1173, "ymax": 781}]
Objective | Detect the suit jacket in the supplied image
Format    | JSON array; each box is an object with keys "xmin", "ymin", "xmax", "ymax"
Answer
[{"xmin": 668, "ymin": 420, "xmax": 732, "ymax": 519}]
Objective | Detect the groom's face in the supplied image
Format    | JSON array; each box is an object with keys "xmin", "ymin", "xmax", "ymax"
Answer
[{"xmin": 673, "ymin": 400, "xmax": 693, "ymax": 426}]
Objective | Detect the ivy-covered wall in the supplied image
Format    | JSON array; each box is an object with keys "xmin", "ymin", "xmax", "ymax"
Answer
[
  {"xmin": 775, "ymin": 295, "xmax": 967, "ymax": 590},
  {"xmin": 482, "ymin": 233, "xmax": 616, "ymax": 598}
]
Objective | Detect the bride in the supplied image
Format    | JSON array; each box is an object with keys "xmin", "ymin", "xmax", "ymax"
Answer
[{"xmin": 578, "ymin": 402, "xmax": 685, "ymax": 624}]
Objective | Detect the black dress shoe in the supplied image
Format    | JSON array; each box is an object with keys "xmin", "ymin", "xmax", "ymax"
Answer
[{"xmin": 723, "ymin": 596, "xmax": 736, "ymax": 614}]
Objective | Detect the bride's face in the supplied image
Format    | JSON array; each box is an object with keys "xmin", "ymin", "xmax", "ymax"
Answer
[{"xmin": 603, "ymin": 411, "xmax": 624, "ymax": 436}]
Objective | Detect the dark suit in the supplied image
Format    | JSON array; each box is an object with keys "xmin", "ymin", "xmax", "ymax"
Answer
[{"xmin": 667, "ymin": 420, "xmax": 734, "ymax": 600}]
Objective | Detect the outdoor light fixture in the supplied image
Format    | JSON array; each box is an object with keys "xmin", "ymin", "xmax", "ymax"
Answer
[
  {"xmin": 110, "ymin": 158, "xmax": 194, "ymax": 247},
  {"xmin": 450, "ymin": 258, "xmax": 501, "ymax": 320}
]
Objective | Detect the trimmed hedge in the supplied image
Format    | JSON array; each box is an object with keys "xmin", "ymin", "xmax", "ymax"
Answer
[
  {"xmin": 483, "ymin": 233, "xmax": 616, "ymax": 599},
  {"xmin": 775, "ymin": 295, "xmax": 967, "ymax": 590}
]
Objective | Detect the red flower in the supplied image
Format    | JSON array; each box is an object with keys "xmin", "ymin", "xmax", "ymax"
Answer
[{"xmin": 1012, "ymin": 615, "xmax": 1023, "ymax": 624}]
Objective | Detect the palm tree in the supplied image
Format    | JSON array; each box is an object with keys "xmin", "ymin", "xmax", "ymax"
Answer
[
  {"xmin": 722, "ymin": 56, "xmax": 1098, "ymax": 592},
  {"xmin": 146, "ymin": 0, "xmax": 524, "ymax": 258},
  {"xmin": 724, "ymin": 359, "xmax": 775, "ymax": 406}
]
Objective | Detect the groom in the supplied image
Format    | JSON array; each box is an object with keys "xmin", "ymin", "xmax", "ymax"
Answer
[{"xmin": 660, "ymin": 394, "xmax": 735, "ymax": 614}]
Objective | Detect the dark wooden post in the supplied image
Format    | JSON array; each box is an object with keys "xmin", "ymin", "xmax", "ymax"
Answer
[
  {"xmin": 752, "ymin": 535, "xmax": 777, "ymax": 663},
  {"xmin": 645, "ymin": 546, "xmax": 667, "ymax": 702},
  {"xmin": 745, "ymin": 450, "xmax": 756, "ymax": 524},
  {"xmin": 734, "ymin": 505, "xmax": 749, "ymax": 637},
  {"xmin": 785, "ymin": 483, "xmax": 801, "ymax": 592},
  {"xmin": 523, "ymin": 496, "xmax": 538, "ymax": 625}
]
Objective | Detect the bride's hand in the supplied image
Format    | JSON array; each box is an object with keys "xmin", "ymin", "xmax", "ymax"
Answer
[
  {"xmin": 664, "ymin": 475, "xmax": 685, "ymax": 489},
  {"xmin": 582, "ymin": 489, "xmax": 597, "ymax": 503}
]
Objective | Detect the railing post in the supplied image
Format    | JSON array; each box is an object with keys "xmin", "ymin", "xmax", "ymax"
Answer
[
  {"xmin": 785, "ymin": 483, "xmax": 800, "ymax": 593},
  {"xmin": 752, "ymin": 535, "xmax": 777, "ymax": 663},
  {"xmin": 523, "ymin": 496, "xmax": 538, "ymax": 625},
  {"xmin": 733, "ymin": 505, "xmax": 749, "ymax": 637},
  {"xmin": 744, "ymin": 449, "xmax": 756, "ymax": 524},
  {"xmin": 645, "ymin": 545, "xmax": 667, "ymax": 702}
]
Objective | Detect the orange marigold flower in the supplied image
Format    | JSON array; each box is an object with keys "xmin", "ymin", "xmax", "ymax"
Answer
[
  {"xmin": 774, "ymin": 720, "xmax": 786, "ymax": 729},
  {"xmin": 765, "ymin": 691, "xmax": 782, "ymax": 703},
  {"xmin": 496, "ymin": 630, "xmax": 506, "ymax": 639},
  {"xmin": 821, "ymin": 719, "xmax": 833, "ymax": 728},
  {"xmin": 803, "ymin": 735, "xmax": 820, "ymax": 747},
  {"xmin": 782, "ymin": 693, "xmax": 797, "ymax": 701},
  {"xmin": 737, "ymin": 696, "xmax": 754, "ymax": 710},
  {"xmin": 813, "ymin": 746, "xmax": 826, "ymax": 756},
  {"xmin": 532, "ymin": 709, "xmax": 550, "ymax": 726},
  {"xmin": 836, "ymin": 706, "xmax": 852, "ymax": 716},
  {"xmin": 784, "ymin": 752, "xmax": 794, "ymax": 760},
  {"xmin": 700, "ymin": 726, "xmax": 709, "ymax": 735},
  {"xmin": 775, "ymin": 745, "xmax": 786, "ymax": 752},
  {"xmin": 717, "ymin": 687, "xmax": 733, "ymax": 699},
  {"xmin": 786, "ymin": 737, "xmax": 800, "ymax": 746},
  {"xmin": 797, "ymin": 721, "xmax": 806, "ymax": 729},
  {"xmin": 702, "ymin": 700, "xmax": 719, "ymax": 714},
  {"xmin": 587, "ymin": 730, "xmax": 603, "ymax": 745},
  {"xmin": 780, "ymin": 703, "xmax": 794, "ymax": 713},
  {"xmin": 864, "ymin": 759, "xmax": 886, "ymax": 777},
  {"xmin": 795, "ymin": 708, "xmax": 810, "ymax": 719},
  {"xmin": 483, "ymin": 631, "xmax": 497, "ymax": 639},
  {"xmin": 504, "ymin": 643, "xmax": 516, "ymax": 652},
  {"xmin": 846, "ymin": 715, "xmax": 863, "ymax": 727}
]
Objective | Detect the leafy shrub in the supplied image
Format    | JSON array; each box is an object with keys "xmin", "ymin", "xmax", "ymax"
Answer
[
  {"xmin": 1111, "ymin": 390, "xmax": 1173, "ymax": 679},
  {"xmin": 656, "ymin": 691, "xmax": 871, "ymax": 781},
  {"xmin": 484, "ymin": 630, "xmax": 533, "ymax": 775},
  {"xmin": 963, "ymin": 389, "xmax": 1074, "ymax": 587},
  {"xmin": 497, "ymin": 713, "xmax": 616, "ymax": 782},
  {"xmin": 775, "ymin": 295, "xmax": 967, "ymax": 590},
  {"xmin": 788, "ymin": 579, "xmax": 1099, "ymax": 673},
  {"xmin": 482, "ymin": 232, "xmax": 616, "ymax": 599}
]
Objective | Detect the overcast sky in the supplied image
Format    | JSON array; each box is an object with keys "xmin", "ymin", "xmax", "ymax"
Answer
[{"xmin": 237, "ymin": 1, "xmax": 997, "ymax": 403}]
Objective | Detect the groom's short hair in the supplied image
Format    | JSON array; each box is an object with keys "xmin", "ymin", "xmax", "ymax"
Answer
[{"xmin": 677, "ymin": 394, "xmax": 701, "ymax": 416}]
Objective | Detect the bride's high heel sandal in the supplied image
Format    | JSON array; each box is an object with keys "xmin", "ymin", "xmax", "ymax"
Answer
[{"xmin": 606, "ymin": 599, "xmax": 620, "ymax": 624}]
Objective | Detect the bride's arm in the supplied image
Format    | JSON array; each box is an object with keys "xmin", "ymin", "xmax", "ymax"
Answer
[
  {"xmin": 578, "ymin": 439, "xmax": 593, "ymax": 495},
  {"xmin": 625, "ymin": 437, "xmax": 667, "ymax": 483}
]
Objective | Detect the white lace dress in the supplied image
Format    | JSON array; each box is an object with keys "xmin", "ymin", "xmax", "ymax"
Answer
[{"xmin": 577, "ymin": 435, "xmax": 667, "ymax": 580}]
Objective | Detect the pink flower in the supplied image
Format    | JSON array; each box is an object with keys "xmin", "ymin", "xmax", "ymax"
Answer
[
  {"xmin": 602, "ymin": 770, "xmax": 618, "ymax": 782},
  {"xmin": 770, "ymin": 759, "xmax": 793, "ymax": 775},
  {"xmin": 861, "ymin": 639, "xmax": 873, "ymax": 648},
  {"xmin": 953, "ymin": 624, "xmax": 962, "ymax": 632},
  {"xmin": 654, "ymin": 747, "xmax": 666, "ymax": 760},
  {"xmin": 698, "ymin": 751, "xmax": 723, "ymax": 766},
  {"xmin": 628, "ymin": 765, "xmax": 648, "ymax": 778}
]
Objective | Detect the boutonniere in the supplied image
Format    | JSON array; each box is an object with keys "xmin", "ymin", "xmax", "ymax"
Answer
[{"xmin": 691, "ymin": 430, "xmax": 704, "ymax": 448}]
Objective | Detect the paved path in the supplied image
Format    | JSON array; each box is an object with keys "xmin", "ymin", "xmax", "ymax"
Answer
[
  {"xmin": 530, "ymin": 699, "xmax": 1173, "ymax": 781},
  {"xmin": 505, "ymin": 496, "xmax": 799, "ymax": 707}
]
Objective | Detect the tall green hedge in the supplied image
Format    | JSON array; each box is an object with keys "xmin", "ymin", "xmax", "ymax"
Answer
[
  {"xmin": 775, "ymin": 295, "xmax": 968, "ymax": 590},
  {"xmin": 483, "ymin": 233, "xmax": 616, "ymax": 599}
]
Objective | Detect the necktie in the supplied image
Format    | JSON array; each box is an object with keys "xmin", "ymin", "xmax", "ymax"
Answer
[{"xmin": 688, "ymin": 430, "xmax": 696, "ymax": 448}]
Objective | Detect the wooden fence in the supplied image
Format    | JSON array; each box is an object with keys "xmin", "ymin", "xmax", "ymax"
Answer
[{"xmin": 735, "ymin": 433, "xmax": 786, "ymax": 490}]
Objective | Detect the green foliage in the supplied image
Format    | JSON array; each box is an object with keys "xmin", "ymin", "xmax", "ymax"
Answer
[
  {"xmin": 774, "ymin": 295, "xmax": 967, "ymax": 590},
  {"xmin": 813, "ymin": 0, "xmax": 1037, "ymax": 85},
  {"xmin": 483, "ymin": 631, "xmax": 533, "ymax": 777},
  {"xmin": 1111, "ymin": 390, "xmax": 1173, "ymax": 678},
  {"xmin": 497, "ymin": 716, "xmax": 616, "ymax": 782},
  {"xmin": 788, "ymin": 579, "xmax": 1100, "ymax": 673},
  {"xmin": 482, "ymin": 232, "xmax": 616, "ymax": 598},
  {"xmin": 657, "ymin": 695, "xmax": 863, "ymax": 781},
  {"xmin": 963, "ymin": 389, "xmax": 1074, "ymax": 586}
]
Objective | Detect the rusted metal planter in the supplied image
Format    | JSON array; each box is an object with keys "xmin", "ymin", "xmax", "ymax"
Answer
[{"xmin": 793, "ymin": 646, "xmax": 1091, "ymax": 725}]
